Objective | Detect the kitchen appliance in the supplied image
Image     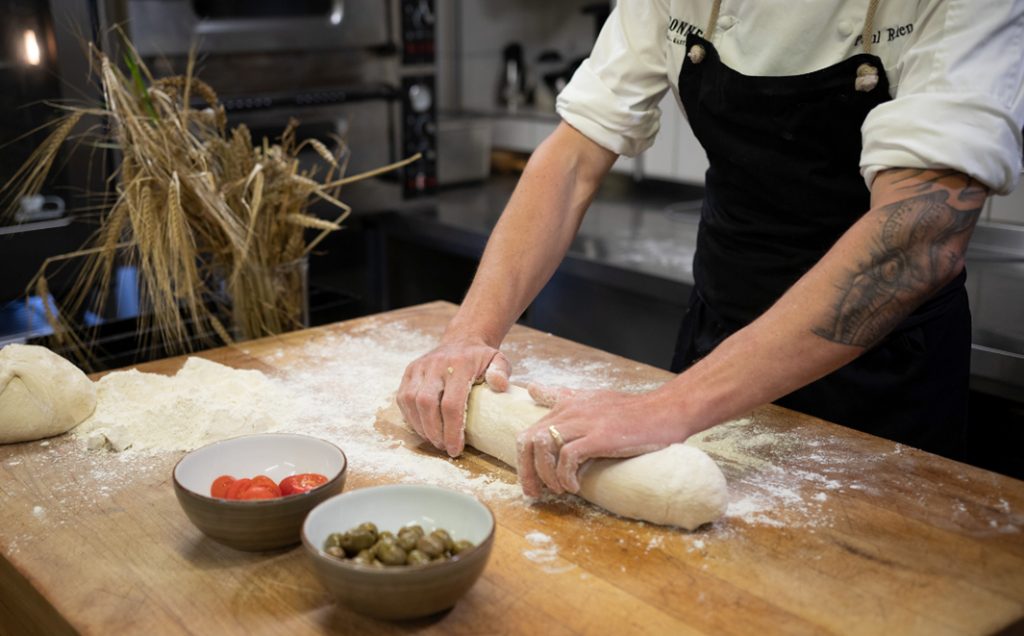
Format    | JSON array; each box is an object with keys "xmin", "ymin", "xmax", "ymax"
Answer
[
  {"xmin": 496, "ymin": 43, "xmax": 527, "ymax": 114},
  {"xmin": 0, "ymin": 0, "xmax": 103, "ymax": 313},
  {"xmin": 124, "ymin": 0, "xmax": 438, "ymax": 206}
]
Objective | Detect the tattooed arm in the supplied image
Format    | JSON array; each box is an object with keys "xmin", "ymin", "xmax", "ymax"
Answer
[
  {"xmin": 813, "ymin": 169, "xmax": 986, "ymax": 348},
  {"xmin": 514, "ymin": 168, "xmax": 987, "ymax": 496}
]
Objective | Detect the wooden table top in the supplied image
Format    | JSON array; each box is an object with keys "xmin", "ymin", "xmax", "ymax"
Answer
[{"xmin": 1, "ymin": 301, "xmax": 1022, "ymax": 636}]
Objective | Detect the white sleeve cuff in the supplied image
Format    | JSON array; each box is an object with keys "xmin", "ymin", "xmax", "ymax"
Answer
[
  {"xmin": 556, "ymin": 60, "xmax": 662, "ymax": 158},
  {"xmin": 861, "ymin": 91, "xmax": 1024, "ymax": 194}
]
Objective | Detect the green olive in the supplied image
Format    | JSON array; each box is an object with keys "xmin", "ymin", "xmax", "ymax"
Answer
[
  {"xmin": 341, "ymin": 529, "xmax": 376, "ymax": 555},
  {"xmin": 417, "ymin": 534, "xmax": 446, "ymax": 559},
  {"xmin": 372, "ymin": 534, "xmax": 395, "ymax": 548},
  {"xmin": 431, "ymin": 529, "xmax": 455, "ymax": 553},
  {"xmin": 324, "ymin": 532, "xmax": 346, "ymax": 550},
  {"xmin": 352, "ymin": 549, "xmax": 375, "ymax": 565},
  {"xmin": 452, "ymin": 539, "xmax": 475, "ymax": 555},
  {"xmin": 396, "ymin": 531, "xmax": 419, "ymax": 552},
  {"xmin": 376, "ymin": 541, "xmax": 408, "ymax": 566},
  {"xmin": 403, "ymin": 524, "xmax": 425, "ymax": 538},
  {"xmin": 356, "ymin": 522, "xmax": 379, "ymax": 542},
  {"xmin": 407, "ymin": 549, "xmax": 431, "ymax": 565},
  {"xmin": 378, "ymin": 530, "xmax": 396, "ymax": 542},
  {"xmin": 325, "ymin": 546, "xmax": 346, "ymax": 559}
]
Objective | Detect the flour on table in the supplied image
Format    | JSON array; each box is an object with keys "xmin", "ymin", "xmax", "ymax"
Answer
[
  {"xmin": 73, "ymin": 357, "xmax": 294, "ymax": 454},
  {"xmin": 522, "ymin": 530, "xmax": 573, "ymax": 573},
  {"xmin": 510, "ymin": 353, "xmax": 663, "ymax": 393}
]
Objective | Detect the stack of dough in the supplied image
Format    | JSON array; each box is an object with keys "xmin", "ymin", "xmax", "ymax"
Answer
[
  {"xmin": 0, "ymin": 344, "xmax": 97, "ymax": 444},
  {"xmin": 462, "ymin": 384, "xmax": 728, "ymax": 530}
]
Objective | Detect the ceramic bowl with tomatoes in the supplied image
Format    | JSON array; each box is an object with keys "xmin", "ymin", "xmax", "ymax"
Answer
[
  {"xmin": 302, "ymin": 484, "xmax": 496, "ymax": 620},
  {"xmin": 173, "ymin": 433, "xmax": 347, "ymax": 551}
]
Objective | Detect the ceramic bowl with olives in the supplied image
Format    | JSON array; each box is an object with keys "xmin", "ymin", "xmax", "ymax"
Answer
[{"xmin": 302, "ymin": 484, "xmax": 495, "ymax": 620}]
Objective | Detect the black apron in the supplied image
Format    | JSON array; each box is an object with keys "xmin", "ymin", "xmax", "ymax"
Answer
[{"xmin": 670, "ymin": 34, "xmax": 971, "ymax": 459}]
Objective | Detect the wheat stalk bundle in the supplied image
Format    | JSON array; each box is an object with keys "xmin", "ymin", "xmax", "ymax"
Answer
[{"xmin": 1, "ymin": 40, "xmax": 419, "ymax": 362}]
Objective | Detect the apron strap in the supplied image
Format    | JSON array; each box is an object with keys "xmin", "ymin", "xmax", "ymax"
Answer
[
  {"xmin": 856, "ymin": 0, "xmax": 883, "ymax": 91},
  {"xmin": 862, "ymin": 0, "xmax": 882, "ymax": 55}
]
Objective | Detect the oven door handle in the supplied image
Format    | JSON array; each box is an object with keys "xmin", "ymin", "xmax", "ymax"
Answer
[{"xmin": 196, "ymin": 0, "xmax": 347, "ymax": 33}]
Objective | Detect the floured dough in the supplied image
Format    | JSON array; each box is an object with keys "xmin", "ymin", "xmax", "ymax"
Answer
[
  {"xmin": 0, "ymin": 344, "xmax": 97, "ymax": 444},
  {"xmin": 464, "ymin": 384, "xmax": 728, "ymax": 529}
]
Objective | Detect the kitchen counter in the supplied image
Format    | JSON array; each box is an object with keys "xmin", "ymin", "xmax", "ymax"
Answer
[
  {"xmin": 394, "ymin": 174, "xmax": 702, "ymax": 294},
  {"xmin": 1, "ymin": 302, "xmax": 1023, "ymax": 634},
  {"xmin": 387, "ymin": 175, "xmax": 1024, "ymax": 400}
]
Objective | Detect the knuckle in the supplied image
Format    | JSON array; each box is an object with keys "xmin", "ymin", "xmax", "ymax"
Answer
[
  {"xmin": 440, "ymin": 387, "xmax": 464, "ymax": 408},
  {"xmin": 414, "ymin": 391, "xmax": 437, "ymax": 410},
  {"xmin": 396, "ymin": 389, "xmax": 414, "ymax": 408}
]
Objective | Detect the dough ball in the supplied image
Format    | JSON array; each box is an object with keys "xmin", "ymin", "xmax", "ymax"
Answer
[{"xmin": 0, "ymin": 344, "xmax": 97, "ymax": 444}]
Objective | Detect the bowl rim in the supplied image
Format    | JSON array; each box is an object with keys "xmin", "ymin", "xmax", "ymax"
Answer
[
  {"xmin": 300, "ymin": 483, "xmax": 496, "ymax": 574},
  {"xmin": 172, "ymin": 432, "xmax": 348, "ymax": 507}
]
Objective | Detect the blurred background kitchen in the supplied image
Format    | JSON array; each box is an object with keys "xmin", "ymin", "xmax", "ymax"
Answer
[{"xmin": 1, "ymin": 0, "xmax": 1022, "ymax": 476}]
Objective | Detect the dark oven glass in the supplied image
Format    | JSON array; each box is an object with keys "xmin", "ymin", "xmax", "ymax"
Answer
[{"xmin": 192, "ymin": 0, "xmax": 334, "ymax": 19}]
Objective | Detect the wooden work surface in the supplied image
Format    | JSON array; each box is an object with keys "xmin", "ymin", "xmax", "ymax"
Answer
[{"xmin": 1, "ymin": 301, "xmax": 1022, "ymax": 635}]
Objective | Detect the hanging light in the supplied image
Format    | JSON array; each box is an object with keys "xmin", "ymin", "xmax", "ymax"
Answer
[
  {"xmin": 23, "ymin": 29, "xmax": 42, "ymax": 66},
  {"xmin": 328, "ymin": 1, "xmax": 343, "ymax": 25}
]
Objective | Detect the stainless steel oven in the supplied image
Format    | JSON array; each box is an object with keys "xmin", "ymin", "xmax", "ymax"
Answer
[
  {"xmin": 124, "ymin": 0, "xmax": 438, "ymax": 210},
  {"xmin": 0, "ymin": 0, "xmax": 102, "ymax": 309}
]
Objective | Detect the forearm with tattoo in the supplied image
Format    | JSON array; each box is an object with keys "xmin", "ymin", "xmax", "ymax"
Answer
[{"xmin": 813, "ymin": 170, "xmax": 986, "ymax": 348}]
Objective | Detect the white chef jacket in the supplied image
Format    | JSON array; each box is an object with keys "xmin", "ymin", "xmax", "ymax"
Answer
[{"xmin": 556, "ymin": 0, "xmax": 1024, "ymax": 195}]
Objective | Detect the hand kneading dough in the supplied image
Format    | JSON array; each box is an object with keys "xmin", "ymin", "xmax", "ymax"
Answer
[
  {"xmin": 0, "ymin": 344, "xmax": 97, "ymax": 444},
  {"xmin": 463, "ymin": 384, "xmax": 728, "ymax": 530}
]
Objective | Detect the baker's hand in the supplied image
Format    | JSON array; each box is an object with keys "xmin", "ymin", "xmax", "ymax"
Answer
[
  {"xmin": 515, "ymin": 384, "xmax": 687, "ymax": 497},
  {"xmin": 397, "ymin": 337, "xmax": 511, "ymax": 457}
]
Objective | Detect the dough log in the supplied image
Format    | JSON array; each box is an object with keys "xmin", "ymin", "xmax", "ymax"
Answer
[{"xmin": 463, "ymin": 384, "xmax": 728, "ymax": 530}]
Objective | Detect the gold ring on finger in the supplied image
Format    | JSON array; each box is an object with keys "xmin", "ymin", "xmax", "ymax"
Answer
[{"xmin": 548, "ymin": 425, "xmax": 565, "ymax": 449}]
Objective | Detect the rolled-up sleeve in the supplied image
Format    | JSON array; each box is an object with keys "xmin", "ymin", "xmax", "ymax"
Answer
[
  {"xmin": 861, "ymin": 0, "xmax": 1024, "ymax": 194},
  {"xmin": 556, "ymin": 1, "xmax": 672, "ymax": 157}
]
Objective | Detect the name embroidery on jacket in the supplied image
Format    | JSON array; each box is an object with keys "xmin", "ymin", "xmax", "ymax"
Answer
[
  {"xmin": 666, "ymin": 17, "xmax": 703, "ymax": 45},
  {"xmin": 855, "ymin": 23, "xmax": 915, "ymax": 46}
]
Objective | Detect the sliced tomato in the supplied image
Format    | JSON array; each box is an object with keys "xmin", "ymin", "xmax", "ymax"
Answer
[
  {"xmin": 250, "ymin": 475, "xmax": 282, "ymax": 498},
  {"xmin": 225, "ymin": 477, "xmax": 252, "ymax": 500},
  {"xmin": 210, "ymin": 475, "xmax": 236, "ymax": 499},
  {"xmin": 239, "ymin": 486, "xmax": 279, "ymax": 500},
  {"xmin": 279, "ymin": 473, "xmax": 329, "ymax": 496}
]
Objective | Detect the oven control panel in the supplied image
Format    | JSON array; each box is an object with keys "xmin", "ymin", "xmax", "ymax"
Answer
[
  {"xmin": 400, "ymin": 0, "xmax": 435, "ymax": 65},
  {"xmin": 401, "ymin": 76, "xmax": 437, "ymax": 196}
]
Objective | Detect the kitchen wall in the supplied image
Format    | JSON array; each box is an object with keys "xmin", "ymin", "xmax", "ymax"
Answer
[{"xmin": 987, "ymin": 177, "xmax": 1024, "ymax": 226}]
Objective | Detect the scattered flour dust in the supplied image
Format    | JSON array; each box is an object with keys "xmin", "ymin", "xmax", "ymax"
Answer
[{"xmin": 522, "ymin": 530, "xmax": 574, "ymax": 573}]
